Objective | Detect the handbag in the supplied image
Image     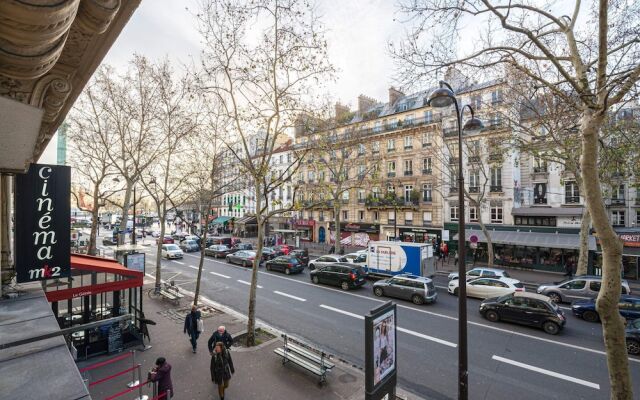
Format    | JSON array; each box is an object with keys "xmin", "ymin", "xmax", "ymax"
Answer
[{"xmin": 197, "ymin": 318, "xmax": 204, "ymax": 333}]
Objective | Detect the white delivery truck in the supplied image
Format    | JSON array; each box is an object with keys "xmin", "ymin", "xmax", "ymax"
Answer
[{"xmin": 366, "ymin": 241, "xmax": 435, "ymax": 278}]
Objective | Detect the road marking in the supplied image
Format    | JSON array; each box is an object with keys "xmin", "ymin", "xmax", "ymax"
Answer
[
  {"xmin": 187, "ymin": 265, "xmax": 198, "ymax": 270},
  {"xmin": 274, "ymin": 291, "xmax": 306, "ymax": 302},
  {"xmin": 173, "ymin": 261, "xmax": 185, "ymax": 265},
  {"xmin": 238, "ymin": 279, "xmax": 262, "ymax": 289},
  {"xmin": 492, "ymin": 355, "xmax": 600, "ymax": 390},
  {"xmin": 209, "ymin": 271, "xmax": 230, "ymax": 279},
  {"xmin": 397, "ymin": 327, "xmax": 457, "ymax": 348},
  {"xmin": 319, "ymin": 304, "xmax": 364, "ymax": 319}
]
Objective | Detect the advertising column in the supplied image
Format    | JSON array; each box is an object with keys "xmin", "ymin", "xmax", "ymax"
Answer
[{"xmin": 365, "ymin": 301, "xmax": 397, "ymax": 399}]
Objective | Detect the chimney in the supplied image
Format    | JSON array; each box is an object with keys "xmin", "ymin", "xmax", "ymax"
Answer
[
  {"xmin": 334, "ymin": 102, "xmax": 350, "ymax": 122},
  {"xmin": 294, "ymin": 113, "xmax": 306, "ymax": 138},
  {"xmin": 357, "ymin": 95, "xmax": 378, "ymax": 114},
  {"xmin": 388, "ymin": 87, "xmax": 404, "ymax": 105}
]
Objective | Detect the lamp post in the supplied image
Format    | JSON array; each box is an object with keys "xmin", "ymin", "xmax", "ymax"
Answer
[
  {"xmin": 427, "ymin": 81, "xmax": 483, "ymax": 400},
  {"xmin": 132, "ymin": 185, "xmax": 137, "ymax": 246}
]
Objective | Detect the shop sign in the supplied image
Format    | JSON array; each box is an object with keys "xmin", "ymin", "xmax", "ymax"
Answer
[
  {"xmin": 330, "ymin": 222, "xmax": 380, "ymax": 233},
  {"xmin": 295, "ymin": 218, "xmax": 315, "ymax": 227},
  {"xmin": 15, "ymin": 164, "xmax": 71, "ymax": 283},
  {"xmin": 557, "ymin": 216, "xmax": 582, "ymax": 228},
  {"xmin": 619, "ymin": 232, "xmax": 640, "ymax": 248}
]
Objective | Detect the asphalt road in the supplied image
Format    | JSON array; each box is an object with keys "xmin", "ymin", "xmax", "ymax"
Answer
[{"xmin": 112, "ymin": 241, "xmax": 640, "ymax": 400}]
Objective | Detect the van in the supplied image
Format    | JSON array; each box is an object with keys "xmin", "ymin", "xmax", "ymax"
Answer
[
  {"xmin": 537, "ymin": 275, "xmax": 631, "ymax": 303},
  {"xmin": 206, "ymin": 236, "xmax": 232, "ymax": 247}
]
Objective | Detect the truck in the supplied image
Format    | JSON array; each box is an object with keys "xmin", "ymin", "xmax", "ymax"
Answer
[{"xmin": 365, "ymin": 241, "xmax": 435, "ymax": 278}]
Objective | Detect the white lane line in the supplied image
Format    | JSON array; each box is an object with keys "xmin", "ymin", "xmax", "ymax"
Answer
[
  {"xmin": 209, "ymin": 271, "xmax": 231, "ymax": 279},
  {"xmin": 187, "ymin": 265, "xmax": 198, "ymax": 270},
  {"xmin": 492, "ymin": 355, "xmax": 600, "ymax": 390},
  {"xmin": 238, "ymin": 279, "xmax": 262, "ymax": 289},
  {"xmin": 274, "ymin": 291, "xmax": 306, "ymax": 302},
  {"xmin": 173, "ymin": 261, "xmax": 185, "ymax": 265},
  {"xmin": 319, "ymin": 304, "xmax": 364, "ymax": 319},
  {"xmin": 397, "ymin": 327, "xmax": 457, "ymax": 348}
]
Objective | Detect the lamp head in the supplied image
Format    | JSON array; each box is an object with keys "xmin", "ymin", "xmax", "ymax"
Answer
[
  {"xmin": 427, "ymin": 83, "xmax": 456, "ymax": 108},
  {"xmin": 463, "ymin": 116, "xmax": 484, "ymax": 133}
]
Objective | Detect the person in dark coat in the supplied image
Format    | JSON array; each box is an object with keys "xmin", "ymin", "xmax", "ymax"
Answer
[
  {"xmin": 208, "ymin": 325, "xmax": 233, "ymax": 351},
  {"xmin": 184, "ymin": 305, "xmax": 202, "ymax": 353},
  {"xmin": 149, "ymin": 357, "xmax": 173, "ymax": 399},
  {"xmin": 210, "ymin": 342, "xmax": 235, "ymax": 400}
]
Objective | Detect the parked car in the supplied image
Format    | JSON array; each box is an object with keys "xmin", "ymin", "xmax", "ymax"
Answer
[
  {"xmin": 479, "ymin": 292, "xmax": 566, "ymax": 335},
  {"xmin": 261, "ymin": 247, "xmax": 278, "ymax": 260},
  {"xmin": 179, "ymin": 240, "xmax": 199, "ymax": 252},
  {"xmin": 310, "ymin": 263, "xmax": 366, "ymax": 290},
  {"xmin": 226, "ymin": 250, "xmax": 258, "ymax": 267},
  {"xmin": 102, "ymin": 237, "xmax": 117, "ymax": 246},
  {"xmin": 344, "ymin": 252, "xmax": 367, "ymax": 266},
  {"xmin": 206, "ymin": 236, "xmax": 233, "ymax": 247},
  {"xmin": 571, "ymin": 294, "xmax": 640, "ymax": 323},
  {"xmin": 289, "ymin": 249, "xmax": 309, "ymax": 266},
  {"xmin": 229, "ymin": 243, "xmax": 254, "ymax": 253},
  {"xmin": 204, "ymin": 244, "xmax": 233, "ymax": 258},
  {"xmin": 150, "ymin": 231, "xmax": 161, "ymax": 238},
  {"xmin": 372, "ymin": 274, "xmax": 437, "ymax": 305},
  {"xmin": 626, "ymin": 318, "xmax": 640, "ymax": 355},
  {"xmin": 265, "ymin": 256, "xmax": 305, "ymax": 275},
  {"xmin": 273, "ymin": 244, "xmax": 294, "ymax": 256},
  {"xmin": 448, "ymin": 277, "xmax": 525, "ymax": 299},
  {"xmin": 135, "ymin": 229, "xmax": 143, "ymax": 238},
  {"xmin": 161, "ymin": 244, "xmax": 183, "ymax": 259},
  {"xmin": 308, "ymin": 255, "xmax": 349, "ymax": 271},
  {"xmin": 448, "ymin": 267, "xmax": 510, "ymax": 281},
  {"xmin": 182, "ymin": 235, "xmax": 201, "ymax": 246},
  {"xmin": 157, "ymin": 235, "xmax": 174, "ymax": 244},
  {"xmin": 537, "ymin": 275, "xmax": 631, "ymax": 303}
]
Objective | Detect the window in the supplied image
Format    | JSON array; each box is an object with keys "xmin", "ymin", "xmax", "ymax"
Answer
[
  {"xmin": 405, "ymin": 211, "xmax": 413, "ymax": 224},
  {"xmin": 373, "ymin": 121, "xmax": 382, "ymax": 133},
  {"xmin": 404, "ymin": 185, "xmax": 413, "ymax": 202},
  {"xmin": 342, "ymin": 190, "xmax": 350, "ymax": 201},
  {"xmin": 560, "ymin": 280, "xmax": 586, "ymax": 290},
  {"xmin": 319, "ymin": 211, "xmax": 324, "ymax": 221},
  {"xmin": 422, "ymin": 184, "xmax": 432, "ymax": 202},
  {"xmin": 612, "ymin": 210, "xmax": 625, "ymax": 226},
  {"xmin": 471, "ymin": 95, "xmax": 482, "ymax": 110},
  {"xmin": 533, "ymin": 155, "xmax": 547, "ymax": 173},
  {"xmin": 424, "ymin": 110, "xmax": 433, "ymax": 123},
  {"xmin": 469, "ymin": 207, "xmax": 478, "ymax": 222},
  {"xmin": 449, "ymin": 142, "xmax": 459, "ymax": 157},
  {"xmin": 404, "ymin": 159, "xmax": 413, "ymax": 176},
  {"xmin": 287, "ymin": 153, "xmax": 291, "ymax": 163},
  {"xmin": 490, "ymin": 167, "xmax": 502, "ymax": 191},
  {"xmin": 468, "ymin": 140, "xmax": 480, "ymax": 158},
  {"xmin": 358, "ymin": 210, "xmax": 365, "ymax": 221},
  {"xmin": 342, "ymin": 210, "xmax": 348, "ymax": 220},
  {"xmin": 405, "ymin": 114, "xmax": 414, "ymax": 125},
  {"xmin": 490, "ymin": 202, "xmax": 503, "ymax": 223},
  {"xmin": 387, "ymin": 161, "xmax": 396, "ymax": 173},
  {"xmin": 319, "ymin": 170, "xmax": 325, "ymax": 182},
  {"xmin": 389, "ymin": 119, "xmax": 398, "ymax": 128},
  {"xmin": 372, "ymin": 141, "xmax": 380, "ymax": 153},
  {"xmin": 468, "ymin": 169, "xmax": 479, "ymax": 192},
  {"xmin": 589, "ymin": 281, "xmax": 602, "ymax": 292},
  {"xmin": 450, "ymin": 206, "xmax": 459, "ymax": 221},
  {"xmin": 565, "ymin": 181, "xmax": 580, "ymax": 203},
  {"xmin": 534, "ymin": 183, "xmax": 547, "ymax": 204},
  {"xmin": 279, "ymin": 154, "xmax": 283, "ymax": 164},
  {"xmin": 372, "ymin": 187, "xmax": 380, "ymax": 199},
  {"xmin": 404, "ymin": 136, "xmax": 413, "ymax": 149},
  {"xmin": 422, "ymin": 157, "xmax": 432, "ymax": 173},
  {"xmin": 387, "ymin": 185, "xmax": 395, "ymax": 194},
  {"xmin": 373, "ymin": 211, "xmax": 379, "ymax": 221},
  {"xmin": 358, "ymin": 143, "xmax": 365, "ymax": 155},
  {"xmin": 637, "ymin": 211, "xmax": 640, "ymax": 225},
  {"xmin": 308, "ymin": 170, "xmax": 315, "ymax": 181},
  {"xmin": 423, "ymin": 211, "xmax": 432, "ymax": 224},
  {"xmin": 491, "ymin": 89, "xmax": 503, "ymax": 104},
  {"xmin": 358, "ymin": 164, "xmax": 366, "ymax": 178},
  {"xmin": 358, "ymin": 189, "xmax": 365, "ymax": 201},
  {"xmin": 388, "ymin": 210, "xmax": 396, "ymax": 222},
  {"xmin": 422, "ymin": 131, "xmax": 432, "ymax": 147},
  {"xmin": 387, "ymin": 139, "xmax": 396, "ymax": 151},
  {"xmin": 612, "ymin": 184, "xmax": 625, "ymax": 204}
]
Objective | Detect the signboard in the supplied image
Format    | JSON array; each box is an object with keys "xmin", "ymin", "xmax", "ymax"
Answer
[
  {"xmin": 469, "ymin": 234, "xmax": 478, "ymax": 244},
  {"xmin": 125, "ymin": 252, "xmax": 145, "ymax": 273},
  {"xmin": 15, "ymin": 164, "xmax": 71, "ymax": 283},
  {"xmin": 365, "ymin": 302, "xmax": 397, "ymax": 399},
  {"xmin": 329, "ymin": 222, "xmax": 380, "ymax": 233},
  {"xmin": 557, "ymin": 216, "xmax": 582, "ymax": 228},
  {"xmin": 442, "ymin": 230, "xmax": 450, "ymax": 241},
  {"xmin": 619, "ymin": 232, "xmax": 640, "ymax": 248}
]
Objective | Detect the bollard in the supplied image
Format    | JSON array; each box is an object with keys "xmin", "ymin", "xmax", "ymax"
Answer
[
  {"xmin": 133, "ymin": 364, "xmax": 149, "ymax": 400},
  {"xmin": 127, "ymin": 350, "xmax": 139, "ymax": 388}
]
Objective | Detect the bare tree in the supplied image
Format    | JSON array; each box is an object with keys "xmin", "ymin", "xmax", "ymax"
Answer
[
  {"xmin": 194, "ymin": 0, "xmax": 334, "ymax": 346},
  {"xmin": 393, "ymin": 1, "xmax": 640, "ymax": 396}
]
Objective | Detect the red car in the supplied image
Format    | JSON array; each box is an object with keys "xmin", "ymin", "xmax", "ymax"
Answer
[
  {"xmin": 273, "ymin": 244, "xmax": 293, "ymax": 256},
  {"xmin": 156, "ymin": 235, "xmax": 174, "ymax": 244}
]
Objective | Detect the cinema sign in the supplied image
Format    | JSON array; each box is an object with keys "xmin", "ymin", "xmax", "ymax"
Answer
[{"xmin": 15, "ymin": 164, "xmax": 71, "ymax": 282}]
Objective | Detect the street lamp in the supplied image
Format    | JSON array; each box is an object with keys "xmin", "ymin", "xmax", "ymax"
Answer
[{"xmin": 427, "ymin": 80, "xmax": 483, "ymax": 400}]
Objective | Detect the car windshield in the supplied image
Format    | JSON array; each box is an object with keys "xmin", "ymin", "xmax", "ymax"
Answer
[
  {"xmin": 166, "ymin": 245, "xmax": 179, "ymax": 251},
  {"xmin": 549, "ymin": 300, "xmax": 560, "ymax": 312},
  {"xmin": 338, "ymin": 257, "xmax": 348, "ymax": 262},
  {"xmin": 497, "ymin": 293, "xmax": 513, "ymax": 303}
]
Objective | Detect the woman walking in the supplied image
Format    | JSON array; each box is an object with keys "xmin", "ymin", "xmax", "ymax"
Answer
[{"xmin": 210, "ymin": 341, "xmax": 235, "ymax": 400}]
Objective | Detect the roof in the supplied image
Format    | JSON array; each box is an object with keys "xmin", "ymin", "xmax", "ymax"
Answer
[
  {"xmin": 514, "ymin": 291, "xmax": 552, "ymax": 301},
  {"xmin": 511, "ymin": 207, "xmax": 584, "ymax": 217},
  {"xmin": 453, "ymin": 229, "xmax": 597, "ymax": 251}
]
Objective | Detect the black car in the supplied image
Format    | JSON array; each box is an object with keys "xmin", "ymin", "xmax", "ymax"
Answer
[
  {"xmin": 265, "ymin": 256, "xmax": 305, "ymax": 275},
  {"xmin": 479, "ymin": 292, "xmax": 566, "ymax": 335},
  {"xmin": 289, "ymin": 249, "xmax": 309, "ymax": 267},
  {"xmin": 626, "ymin": 318, "xmax": 640, "ymax": 355},
  {"xmin": 204, "ymin": 244, "xmax": 233, "ymax": 258},
  {"xmin": 226, "ymin": 250, "xmax": 258, "ymax": 267},
  {"xmin": 261, "ymin": 247, "xmax": 277, "ymax": 260},
  {"xmin": 310, "ymin": 263, "xmax": 366, "ymax": 290}
]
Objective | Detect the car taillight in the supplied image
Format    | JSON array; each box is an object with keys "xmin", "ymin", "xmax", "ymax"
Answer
[
  {"xmin": 515, "ymin": 287, "xmax": 524, "ymax": 292},
  {"xmin": 349, "ymin": 272, "xmax": 356, "ymax": 280}
]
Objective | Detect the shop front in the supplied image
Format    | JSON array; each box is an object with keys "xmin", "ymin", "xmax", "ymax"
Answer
[
  {"xmin": 293, "ymin": 218, "xmax": 315, "ymax": 241},
  {"xmin": 235, "ymin": 215, "xmax": 258, "ymax": 237},
  {"xmin": 329, "ymin": 222, "xmax": 380, "ymax": 247},
  {"xmin": 397, "ymin": 226, "xmax": 442, "ymax": 244},
  {"xmin": 594, "ymin": 229, "xmax": 640, "ymax": 281}
]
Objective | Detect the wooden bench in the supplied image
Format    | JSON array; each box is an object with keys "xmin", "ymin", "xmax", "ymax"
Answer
[
  {"xmin": 159, "ymin": 286, "xmax": 184, "ymax": 305},
  {"xmin": 274, "ymin": 334, "xmax": 334, "ymax": 384}
]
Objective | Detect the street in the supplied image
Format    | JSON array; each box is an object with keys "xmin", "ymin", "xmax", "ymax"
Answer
[{"xmin": 128, "ymin": 243, "xmax": 640, "ymax": 400}]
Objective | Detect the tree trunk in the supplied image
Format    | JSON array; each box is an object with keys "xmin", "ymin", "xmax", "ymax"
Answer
[
  {"xmin": 333, "ymin": 201, "xmax": 341, "ymax": 253},
  {"xmin": 155, "ymin": 199, "xmax": 166, "ymax": 291},
  {"xmin": 580, "ymin": 109, "xmax": 632, "ymax": 399},
  {"xmin": 576, "ymin": 207, "xmax": 591, "ymax": 276},
  {"xmin": 194, "ymin": 202, "xmax": 207, "ymax": 307},
  {"xmin": 118, "ymin": 184, "xmax": 133, "ymax": 245},
  {"xmin": 88, "ymin": 205, "xmax": 99, "ymax": 256},
  {"xmin": 246, "ymin": 184, "xmax": 263, "ymax": 347}
]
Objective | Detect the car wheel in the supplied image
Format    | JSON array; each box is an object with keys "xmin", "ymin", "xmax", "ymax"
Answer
[
  {"xmin": 485, "ymin": 310, "xmax": 499, "ymax": 322},
  {"xmin": 453, "ymin": 287, "xmax": 459, "ymax": 296},
  {"xmin": 225, "ymin": 257, "xmax": 230, "ymax": 263},
  {"xmin": 285, "ymin": 268, "xmax": 291, "ymax": 275},
  {"xmin": 412, "ymin": 294, "xmax": 424, "ymax": 305},
  {"xmin": 582, "ymin": 310, "xmax": 599, "ymax": 323},
  {"xmin": 547, "ymin": 292, "xmax": 562, "ymax": 303},
  {"xmin": 542, "ymin": 321, "xmax": 560, "ymax": 335},
  {"xmin": 626, "ymin": 339, "xmax": 640, "ymax": 355},
  {"xmin": 341, "ymin": 281, "xmax": 350, "ymax": 291},
  {"xmin": 374, "ymin": 287, "xmax": 384, "ymax": 297},
  {"xmin": 312, "ymin": 275, "xmax": 319, "ymax": 284},
  {"xmin": 309, "ymin": 264, "xmax": 315, "ymax": 271}
]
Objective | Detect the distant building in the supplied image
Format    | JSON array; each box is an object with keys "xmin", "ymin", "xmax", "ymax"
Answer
[{"xmin": 56, "ymin": 122, "xmax": 68, "ymax": 165}]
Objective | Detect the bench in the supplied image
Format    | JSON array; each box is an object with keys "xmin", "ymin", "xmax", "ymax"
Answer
[
  {"xmin": 274, "ymin": 334, "xmax": 334, "ymax": 384},
  {"xmin": 159, "ymin": 286, "xmax": 184, "ymax": 305}
]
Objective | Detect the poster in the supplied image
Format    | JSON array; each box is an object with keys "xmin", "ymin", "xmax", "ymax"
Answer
[
  {"xmin": 125, "ymin": 252, "xmax": 145, "ymax": 273},
  {"xmin": 373, "ymin": 308, "xmax": 396, "ymax": 386}
]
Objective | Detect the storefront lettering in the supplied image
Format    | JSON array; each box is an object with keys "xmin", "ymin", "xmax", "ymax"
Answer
[{"xmin": 29, "ymin": 167, "xmax": 61, "ymax": 279}]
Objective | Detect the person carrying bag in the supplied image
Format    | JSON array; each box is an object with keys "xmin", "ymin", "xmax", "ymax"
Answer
[{"xmin": 210, "ymin": 341, "xmax": 235, "ymax": 400}]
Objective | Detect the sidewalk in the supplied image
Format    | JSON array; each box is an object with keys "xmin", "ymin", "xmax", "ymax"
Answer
[{"xmin": 79, "ymin": 279, "xmax": 425, "ymax": 400}]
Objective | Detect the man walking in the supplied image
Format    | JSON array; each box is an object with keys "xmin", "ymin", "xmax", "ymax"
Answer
[
  {"xmin": 208, "ymin": 325, "xmax": 234, "ymax": 351},
  {"xmin": 184, "ymin": 305, "xmax": 203, "ymax": 353}
]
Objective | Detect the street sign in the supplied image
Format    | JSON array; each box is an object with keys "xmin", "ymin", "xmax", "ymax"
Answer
[{"xmin": 469, "ymin": 234, "xmax": 479, "ymax": 244}]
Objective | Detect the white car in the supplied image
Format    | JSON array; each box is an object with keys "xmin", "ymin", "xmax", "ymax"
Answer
[
  {"xmin": 308, "ymin": 254, "xmax": 349, "ymax": 270},
  {"xmin": 344, "ymin": 252, "xmax": 367, "ymax": 266},
  {"xmin": 161, "ymin": 244, "xmax": 184, "ymax": 259},
  {"xmin": 448, "ymin": 277, "xmax": 524, "ymax": 299},
  {"xmin": 448, "ymin": 267, "xmax": 510, "ymax": 281}
]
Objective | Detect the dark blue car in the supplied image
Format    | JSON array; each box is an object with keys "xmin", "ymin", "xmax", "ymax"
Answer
[{"xmin": 571, "ymin": 295, "xmax": 640, "ymax": 323}]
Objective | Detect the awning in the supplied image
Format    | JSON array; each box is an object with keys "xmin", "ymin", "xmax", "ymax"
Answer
[
  {"xmin": 511, "ymin": 207, "xmax": 584, "ymax": 217},
  {"xmin": 453, "ymin": 229, "xmax": 597, "ymax": 251},
  {"xmin": 211, "ymin": 216, "xmax": 232, "ymax": 224},
  {"xmin": 236, "ymin": 215, "xmax": 257, "ymax": 225}
]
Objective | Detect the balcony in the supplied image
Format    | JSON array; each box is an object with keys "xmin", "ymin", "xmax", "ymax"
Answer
[
  {"xmin": 468, "ymin": 186, "xmax": 479, "ymax": 193},
  {"xmin": 611, "ymin": 198, "xmax": 626, "ymax": 206},
  {"xmin": 341, "ymin": 199, "xmax": 349, "ymax": 204},
  {"xmin": 404, "ymin": 171, "xmax": 413, "ymax": 176},
  {"xmin": 319, "ymin": 216, "xmax": 325, "ymax": 222},
  {"xmin": 404, "ymin": 145, "xmax": 413, "ymax": 150},
  {"xmin": 443, "ymin": 127, "xmax": 458, "ymax": 137},
  {"xmin": 488, "ymin": 153, "xmax": 502, "ymax": 162},
  {"xmin": 533, "ymin": 166, "xmax": 548, "ymax": 173},
  {"xmin": 468, "ymin": 155, "xmax": 480, "ymax": 163},
  {"xmin": 357, "ymin": 173, "xmax": 366, "ymax": 180},
  {"xmin": 358, "ymin": 198, "xmax": 365, "ymax": 204},
  {"xmin": 491, "ymin": 97, "xmax": 503, "ymax": 105},
  {"xmin": 485, "ymin": 121, "xmax": 504, "ymax": 131},
  {"xmin": 490, "ymin": 185, "xmax": 503, "ymax": 193},
  {"xmin": 422, "ymin": 169, "xmax": 432, "ymax": 175},
  {"xmin": 534, "ymin": 197, "xmax": 548, "ymax": 205},
  {"xmin": 422, "ymin": 142, "xmax": 432, "ymax": 148},
  {"xmin": 565, "ymin": 196, "xmax": 580, "ymax": 204},
  {"xmin": 449, "ymin": 187, "xmax": 458, "ymax": 195},
  {"xmin": 387, "ymin": 172, "xmax": 396, "ymax": 178},
  {"xmin": 372, "ymin": 149, "xmax": 380, "ymax": 155},
  {"xmin": 422, "ymin": 197, "xmax": 432, "ymax": 203},
  {"xmin": 387, "ymin": 148, "xmax": 396, "ymax": 153},
  {"xmin": 388, "ymin": 219, "xmax": 396, "ymax": 224}
]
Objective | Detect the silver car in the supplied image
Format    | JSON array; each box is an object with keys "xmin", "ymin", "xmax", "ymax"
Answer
[
  {"xmin": 537, "ymin": 275, "xmax": 631, "ymax": 303},
  {"xmin": 373, "ymin": 274, "xmax": 437, "ymax": 305},
  {"xmin": 308, "ymin": 254, "xmax": 349, "ymax": 270}
]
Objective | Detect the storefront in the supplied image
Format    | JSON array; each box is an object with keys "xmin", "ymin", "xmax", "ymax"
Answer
[
  {"xmin": 594, "ymin": 229, "xmax": 640, "ymax": 280},
  {"xmin": 397, "ymin": 227, "xmax": 442, "ymax": 244},
  {"xmin": 235, "ymin": 215, "xmax": 258, "ymax": 237},
  {"xmin": 293, "ymin": 218, "xmax": 315, "ymax": 241},
  {"xmin": 211, "ymin": 216, "xmax": 232, "ymax": 233},
  {"xmin": 329, "ymin": 222, "xmax": 380, "ymax": 247},
  {"xmin": 43, "ymin": 254, "xmax": 145, "ymax": 358}
]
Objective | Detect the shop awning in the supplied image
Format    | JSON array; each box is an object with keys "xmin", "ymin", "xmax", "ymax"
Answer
[
  {"xmin": 237, "ymin": 215, "xmax": 257, "ymax": 225},
  {"xmin": 453, "ymin": 229, "xmax": 597, "ymax": 251},
  {"xmin": 211, "ymin": 216, "xmax": 232, "ymax": 224},
  {"xmin": 511, "ymin": 207, "xmax": 584, "ymax": 217}
]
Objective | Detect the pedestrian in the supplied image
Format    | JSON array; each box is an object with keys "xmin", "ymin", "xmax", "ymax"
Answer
[
  {"xmin": 454, "ymin": 251, "xmax": 459, "ymax": 265},
  {"xmin": 208, "ymin": 325, "xmax": 234, "ymax": 350},
  {"xmin": 149, "ymin": 357, "xmax": 173, "ymax": 399},
  {"xmin": 442, "ymin": 242, "xmax": 449, "ymax": 262},
  {"xmin": 210, "ymin": 341, "xmax": 235, "ymax": 400},
  {"xmin": 564, "ymin": 260, "xmax": 574, "ymax": 277},
  {"xmin": 329, "ymin": 244, "xmax": 335, "ymax": 254},
  {"xmin": 184, "ymin": 305, "xmax": 203, "ymax": 353}
]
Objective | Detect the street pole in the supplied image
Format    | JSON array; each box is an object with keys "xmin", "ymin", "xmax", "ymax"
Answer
[
  {"xmin": 393, "ymin": 204, "xmax": 397, "ymax": 241},
  {"xmin": 132, "ymin": 186, "xmax": 136, "ymax": 246}
]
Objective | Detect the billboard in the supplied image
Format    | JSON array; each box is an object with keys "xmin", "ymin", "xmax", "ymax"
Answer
[
  {"xmin": 15, "ymin": 164, "xmax": 71, "ymax": 282},
  {"xmin": 125, "ymin": 252, "xmax": 145, "ymax": 273},
  {"xmin": 365, "ymin": 301, "xmax": 397, "ymax": 399}
]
